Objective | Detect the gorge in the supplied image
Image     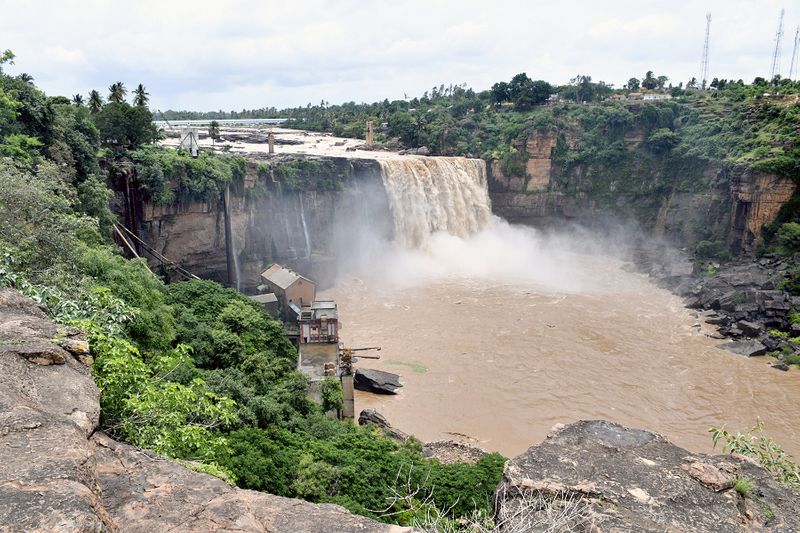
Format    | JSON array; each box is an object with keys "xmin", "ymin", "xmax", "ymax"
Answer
[{"xmin": 128, "ymin": 128, "xmax": 800, "ymax": 460}]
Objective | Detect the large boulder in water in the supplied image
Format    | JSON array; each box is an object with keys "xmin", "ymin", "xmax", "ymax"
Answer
[
  {"xmin": 716, "ymin": 339, "xmax": 768, "ymax": 357},
  {"xmin": 495, "ymin": 420, "xmax": 800, "ymax": 532},
  {"xmin": 354, "ymin": 368, "xmax": 402, "ymax": 394}
]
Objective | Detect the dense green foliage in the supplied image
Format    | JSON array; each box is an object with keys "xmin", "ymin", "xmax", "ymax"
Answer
[{"xmin": 131, "ymin": 146, "xmax": 246, "ymax": 204}]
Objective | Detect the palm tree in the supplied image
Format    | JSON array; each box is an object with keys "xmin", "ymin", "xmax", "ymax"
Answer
[
  {"xmin": 88, "ymin": 90, "xmax": 104, "ymax": 113},
  {"xmin": 108, "ymin": 82, "xmax": 127, "ymax": 103},
  {"xmin": 72, "ymin": 94, "xmax": 84, "ymax": 106},
  {"xmin": 132, "ymin": 83, "xmax": 149, "ymax": 107},
  {"xmin": 18, "ymin": 73, "xmax": 34, "ymax": 84}
]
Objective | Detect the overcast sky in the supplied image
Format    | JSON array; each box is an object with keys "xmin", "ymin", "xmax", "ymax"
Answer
[{"xmin": 1, "ymin": 1, "xmax": 797, "ymax": 111}]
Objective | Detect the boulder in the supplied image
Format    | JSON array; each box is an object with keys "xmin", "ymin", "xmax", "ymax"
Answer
[
  {"xmin": 716, "ymin": 340, "xmax": 768, "ymax": 357},
  {"xmin": 495, "ymin": 420, "xmax": 800, "ymax": 532},
  {"xmin": 354, "ymin": 368, "xmax": 402, "ymax": 394},
  {"xmin": 358, "ymin": 409, "xmax": 408, "ymax": 441},
  {"xmin": 737, "ymin": 320, "xmax": 764, "ymax": 337}
]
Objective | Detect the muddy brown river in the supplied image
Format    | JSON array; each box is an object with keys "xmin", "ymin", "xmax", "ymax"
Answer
[{"xmin": 322, "ymin": 253, "xmax": 800, "ymax": 458}]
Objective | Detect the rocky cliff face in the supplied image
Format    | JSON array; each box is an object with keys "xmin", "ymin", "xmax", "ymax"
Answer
[
  {"xmin": 496, "ymin": 420, "xmax": 800, "ymax": 532},
  {"xmin": 489, "ymin": 130, "xmax": 796, "ymax": 253},
  {"xmin": 0, "ymin": 289, "xmax": 404, "ymax": 533},
  {"xmin": 132, "ymin": 156, "xmax": 392, "ymax": 291}
]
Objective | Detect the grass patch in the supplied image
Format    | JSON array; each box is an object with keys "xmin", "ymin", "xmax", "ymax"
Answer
[{"xmin": 734, "ymin": 476, "xmax": 755, "ymax": 497}]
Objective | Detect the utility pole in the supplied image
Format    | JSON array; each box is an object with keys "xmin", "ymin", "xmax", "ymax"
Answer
[
  {"xmin": 700, "ymin": 12, "xmax": 712, "ymax": 90},
  {"xmin": 789, "ymin": 26, "xmax": 800, "ymax": 81},
  {"xmin": 770, "ymin": 9, "xmax": 785, "ymax": 81}
]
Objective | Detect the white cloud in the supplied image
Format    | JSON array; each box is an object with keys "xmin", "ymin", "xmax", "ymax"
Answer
[{"xmin": 0, "ymin": 0, "xmax": 795, "ymax": 110}]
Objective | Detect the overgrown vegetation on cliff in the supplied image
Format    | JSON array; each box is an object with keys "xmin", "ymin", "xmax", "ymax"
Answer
[{"xmin": 0, "ymin": 50, "xmax": 505, "ymax": 526}]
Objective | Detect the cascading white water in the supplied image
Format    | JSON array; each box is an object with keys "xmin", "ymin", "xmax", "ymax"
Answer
[
  {"xmin": 378, "ymin": 157, "xmax": 492, "ymax": 248},
  {"xmin": 298, "ymin": 192, "xmax": 312, "ymax": 259}
]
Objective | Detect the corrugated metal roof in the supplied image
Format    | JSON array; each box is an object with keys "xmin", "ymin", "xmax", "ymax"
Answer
[
  {"xmin": 260, "ymin": 264, "xmax": 314, "ymax": 290},
  {"xmin": 249, "ymin": 293, "xmax": 278, "ymax": 304}
]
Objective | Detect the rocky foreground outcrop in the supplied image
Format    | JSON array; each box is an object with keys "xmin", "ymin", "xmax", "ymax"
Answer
[
  {"xmin": 497, "ymin": 420, "xmax": 800, "ymax": 532},
  {"xmin": 4, "ymin": 288, "xmax": 800, "ymax": 532},
  {"xmin": 0, "ymin": 288, "xmax": 405, "ymax": 533}
]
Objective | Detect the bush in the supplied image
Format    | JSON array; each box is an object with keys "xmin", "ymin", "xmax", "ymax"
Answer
[
  {"xmin": 695, "ymin": 239, "xmax": 732, "ymax": 261},
  {"xmin": 710, "ymin": 420, "xmax": 800, "ymax": 488},
  {"xmin": 78, "ymin": 246, "xmax": 176, "ymax": 351},
  {"xmin": 777, "ymin": 222, "xmax": 800, "ymax": 252}
]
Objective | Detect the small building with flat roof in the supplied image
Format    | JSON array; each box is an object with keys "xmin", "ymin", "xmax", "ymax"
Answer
[
  {"xmin": 260, "ymin": 263, "xmax": 315, "ymax": 314},
  {"xmin": 299, "ymin": 300, "xmax": 339, "ymax": 344}
]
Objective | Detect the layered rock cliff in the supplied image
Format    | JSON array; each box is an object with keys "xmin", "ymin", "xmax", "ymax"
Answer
[
  {"xmin": 0, "ymin": 288, "xmax": 404, "ymax": 533},
  {"xmin": 489, "ymin": 130, "xmax": 796, "ymax": 254},
  {"xmin": 128, "ymin": 156, "xmax": 392, "ymax": 291}
]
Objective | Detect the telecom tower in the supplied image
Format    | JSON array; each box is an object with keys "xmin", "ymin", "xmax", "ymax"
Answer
[
  {"xmin": 789, "ymin": 26, "xmax": 800, "ymax": 81},
  {"xmin": 769, "ymin": 9, "xmax": 785, "ymax": 80},
  {"xmin": 700, "ymin": 13, "xmax": 711, "ymax": 90}
]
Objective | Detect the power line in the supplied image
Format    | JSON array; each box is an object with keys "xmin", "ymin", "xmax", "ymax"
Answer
[
  {"xmin": 770, "ymin": 8, "xmax": 785, "ymax": 80},
  {"xmin": 700, "ymin": 12, "xmax": 712, "ymax": 89}
]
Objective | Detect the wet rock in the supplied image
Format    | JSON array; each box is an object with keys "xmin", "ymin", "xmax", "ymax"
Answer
[
  {"xmin": 737, "ymin": 320, "xmax": 764, "ymax": 337},
  {"xmin": 495, "ymin": 420, "xmax": 800, "ymax": 532},
  {"xmin": 358, "ymin": 409, "xmax": 408, "ymax": 441},
  {"xmin": 354, "ymin": 368, "xmax": 403, "ymax": 394},
  {"xmin": 716, "ymin": 340, "xmax": 768, "ymax": 357},
  {"xmin": 771, "ymin": 363, "xmax": 790, "ymax": 371}
]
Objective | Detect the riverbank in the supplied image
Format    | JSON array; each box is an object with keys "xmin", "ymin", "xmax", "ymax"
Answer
[{"xmin": 632, "ymin": 244, "xmax": 800, "ymax": 367}]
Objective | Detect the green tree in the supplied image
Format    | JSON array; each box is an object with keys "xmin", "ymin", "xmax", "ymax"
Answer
[
  {"xmin": 208, "ymin": 120, "xmax": 220, "ymax": 146},
  {"xmin": 108, "ymin": 82, "xmax": 127, "ymax": 104},
  {"xmin": 489, "ymin": 81, "xmax": 510, "ymax": 105},
  {"xmin": 72, "ymin": 94, "xmax": 84, "ymax": 106},
  {"xmin": 132, "ymin": 83, "xmax": 149, "ymax": 107},
  {"xmin": 93, "ymin": 102, "xmax": 159, "ymax": 149},
  {"xmin": 642, "ymin": 70, "xmax": 658, "ymax": 90},
  {"xmin": 626, "ymin": 77, "xmax": 640, "ymax": 91},
  {"xmin": 88, "ymin": 90, "xmax": 103, "ymax": 114},
  {"xmin": 0, "ymin": 49, "xmax": 14, "ymax": 74}
]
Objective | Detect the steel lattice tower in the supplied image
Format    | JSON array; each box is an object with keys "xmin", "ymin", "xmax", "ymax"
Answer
[
  {"xmin": 789, "ymin": 26, "xmax": 800, "ymax": 81},
  {"xmin": 770, "ymin": 9, "xmax": 785, "ymax": 80},
  {"xmin": 700, "ymin": 13, "xmax": 712, "ymax": 89}
]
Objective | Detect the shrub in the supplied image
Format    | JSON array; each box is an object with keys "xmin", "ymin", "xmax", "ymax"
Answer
[
  {"xmin": 695, "ymin": 239, "xmax": 732, "ymax": 262},
  {"xmin": 710, "ymin": 420, "xmax": 800, "ymax": 488}
]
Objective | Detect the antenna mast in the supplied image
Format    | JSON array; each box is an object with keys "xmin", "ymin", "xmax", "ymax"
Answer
[
  {"xmin": 700, "ymin": 12, "xmax": 712, "ymax": 89},
  {"xmin": 789, "ymin": 26, "xmax": 800, "ymax": 81},
  {"xmin": 770, "ymin": 8, "xmax": 785, "ymax": 80}
]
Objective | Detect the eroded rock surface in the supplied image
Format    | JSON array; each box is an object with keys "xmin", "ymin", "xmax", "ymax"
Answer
[
  {"xmin": 496, "ymin": 420, "xmax": 800, "ymax": 532},
  {"xmin": 0, "ymin": 289, "xmax": 405, "ymax": 533}
]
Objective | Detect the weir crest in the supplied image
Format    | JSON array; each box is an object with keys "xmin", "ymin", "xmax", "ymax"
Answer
[{"xmin": 378, "ymin": 157, "xmax": 492, "ymax": 248}]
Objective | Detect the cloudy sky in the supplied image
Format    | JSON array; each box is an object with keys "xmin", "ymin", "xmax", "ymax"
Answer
[{"xmin": 1, "ymin": 1, "xmax": 796, "ymax": 111}]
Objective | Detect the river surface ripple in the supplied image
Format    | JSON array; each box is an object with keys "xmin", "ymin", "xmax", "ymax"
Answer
[{"xmin": 322, "ymin": 254, "xmax": 800, "ymax": 458}]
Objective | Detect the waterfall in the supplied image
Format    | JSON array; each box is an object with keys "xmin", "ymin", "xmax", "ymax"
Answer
[
  {"xmin": 378, "ymin": 157, "xmax": 492, "ymax": 248},
  {"xmin": 298, "ymin": 192, "xmax": 312, "ymax": 259}
]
